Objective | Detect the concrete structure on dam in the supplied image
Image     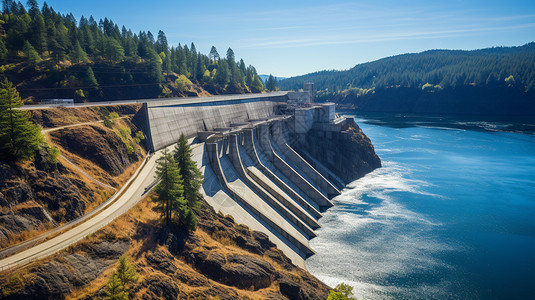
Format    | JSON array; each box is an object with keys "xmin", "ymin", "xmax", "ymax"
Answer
[{"xmin": 134, "ymin": 90, "xmax": 354, "ymax": 267}]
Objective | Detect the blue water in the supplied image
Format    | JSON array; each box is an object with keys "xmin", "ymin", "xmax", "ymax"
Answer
[{"xmin": 306, "ymin": 114, "xmax": 535, "ymax": 299}]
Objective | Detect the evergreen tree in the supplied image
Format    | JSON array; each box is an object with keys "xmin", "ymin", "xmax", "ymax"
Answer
[
  {"xmin": 153, "ymin": 148, "xmax": 185, "ymax": 226},
  {"xmin": 156, "ymin": 30, "xmax": 168, "ymax": 53},
  {"xmin": 103, "ymin": 255, "xmax": 138, "ymax": 300},
  {"xmin": 251, "ymin": 74, "xmax": 264, "ymax": 92},
  {"xmin": 24, "ymin": 41, "xmax": 41, "ymax": 66},
  {"xmin": 29, "ymin": 13, "xmax": 47, "ymax": 53},
  {"xmin": 173, "ymin": 133, "xmax": 203, "ymax": 212},
  {"xmin": 70, "ymin": 40, "xmax": 89, "ymax": 63},
  {"xmin": 103, "ymin": 37, "xmax": 125, "ymax": 61},
  {"xmin": 226, "ymin": 47, "xmax": 235, "ymax": 63},
  {"xmin": 209, "ymin": 45, "xmax": 219, "ymax": 61},
  {"xmin": 266, "ymin": 74, "xmax": 277, "ymax": 91},
  {"xmin": 0, "ymin": 39, "xmax": 8, "ymax": 60},
  {"xmin": 0, "ymin": 79, "xmax": 43, "ymax": 161},
  {"xmin": 103, "ymin": 274, "xmax": 127, "ymax": 300},
  {"xmin": 147, "ymin": 48, "xmax": 163, "ymax": 82},
  {"xmin": 115, "ymin": 255, "xmax": 139, "ymax": 288}
]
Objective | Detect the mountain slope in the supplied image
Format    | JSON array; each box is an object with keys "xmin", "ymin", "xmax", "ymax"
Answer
[{"xmin": 280, "ymin": 43, "xmax": 535, "ymax": 115}]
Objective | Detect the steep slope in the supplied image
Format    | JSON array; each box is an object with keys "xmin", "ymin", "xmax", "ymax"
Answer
[{"xmin": 0, "ymin": 106, "xmax": 145, "ymax": 249}]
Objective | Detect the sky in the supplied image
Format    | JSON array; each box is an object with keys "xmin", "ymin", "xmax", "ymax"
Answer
[{"xmin": 42, "ymin": 0, "xmax": 535, "ymax": 77}]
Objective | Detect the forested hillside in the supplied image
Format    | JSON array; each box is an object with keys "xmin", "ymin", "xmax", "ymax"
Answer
[
  {"xmin": 0, "ymin": 0, "xmax": 265, "ymax": 102},
  {"xmin": 280, "ymin": 43, "xmax": 535, "ymax": 115}
]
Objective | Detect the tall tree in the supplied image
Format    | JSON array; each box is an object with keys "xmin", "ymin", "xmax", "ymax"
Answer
[
  {"xmin": 226, "ymin": 47, "xmax": 235, "ymax": 63},
  {"xmin": 0, "ymin": 79, "xmax": 43, "ymax": 161},
  {"xmin": 70, "ymin": 40, "xmax": 89, "ymax": 63},
  {"xmin": 156, "ymin": 30, "xmax": 168, "ymax": 53},
  {"xmin": 23, "ymin": 40, "xmax": 40, "ymax": 66},
  {"xmin": 173, "ymin": 133, "xmax": 203, "ymax": 211},
  {"xmin": 104, "ymin": 255, "xmax": 138, "ymax": 300},
  {"xmin": 153, "ymin": 148, "xmax": 184, "ymax": 226},
  {"xmin": 266, "ymin": 74, "xmax": 277, "ymax": 91},
  {"xmin": 209, "ymin": 45, "xmax": 219, "ymax": 61}
]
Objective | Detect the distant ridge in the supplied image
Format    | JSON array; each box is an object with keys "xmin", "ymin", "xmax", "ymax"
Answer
[
  {"xmin": 280, "ymin": 43, "xmax": 535, "ymax": 95},
  {"xmin": 279, "ymin": 43, "xmax": 535, "ymax": 115}
]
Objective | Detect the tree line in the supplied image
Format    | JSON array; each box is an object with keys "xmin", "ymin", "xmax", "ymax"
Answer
[
  {"xmin": 0, "ymin": 0, "xmax": 265, "ymax": 101},
  {"xmin": 279, "ymin": 43, "xmax": 535, "ymax": 101}
]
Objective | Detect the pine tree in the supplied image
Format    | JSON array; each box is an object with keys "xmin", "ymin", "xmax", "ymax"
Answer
[
  {"xmin": 30, "ymin": 14, "xmax": 47, "ymax": 53},
  {"xmin": 209, "ymin": 45, "xmax": 219, "ymax": 61},
  {"xmin": 0, "ymin": 79, "xmax": 44, "ymax": 162},
  {"xmin": 23, "ymin": 41, "xmax": 40, "ymax": 66},
  {"xmin": 226, "ymin": 47, "xmax": 235, "ymax": 63},
  {"xmin": 70, "ymin": 40, "xmax": 89, "ymax": 63},
  {"xmin": 266, "ymin": 74, "xmax": 277, "ymax": 91},
  {"xmin": 103, "ymin": 255, "xmax": 138, "ymax": 300},
  {"xmin": 153, "ymin": 148, "xmax": 185, "ymax": 226},
  {"xmin": 173, "ymin": 133, "xmax": 203, "ymax": 212},
  {"xmin": 103, "ymin": 274, "xmax": 127, "ymax": 300},
  {"xmin": 156, "ymin": 30, "xmax": 168, "ymax": 53},
  {"xmin": 115, "ymin": 255, "xmax": 139, "ymax": 288}
]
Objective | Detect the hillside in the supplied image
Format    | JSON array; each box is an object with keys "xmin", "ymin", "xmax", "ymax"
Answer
[
  {"xmin": 0, "ymin": 105, "xmax": 332, "ymax": 300},
  {"xmin": 0, "ymin": 105, "xmax": 145, "ymax": 250},
  {"xmin": 0, "ymin": 1, "xmax": 266, "ymax": 103},
  {"xmin": 280, "ymin": 43, "xmax": 535, "ymax": 115}
]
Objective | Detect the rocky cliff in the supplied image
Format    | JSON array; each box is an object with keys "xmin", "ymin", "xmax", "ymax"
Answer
[{"xmin": 294, "ymin": 120, "xmax": 381, "ymax": 184}]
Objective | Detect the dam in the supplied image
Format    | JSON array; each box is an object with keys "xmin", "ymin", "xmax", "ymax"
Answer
[{"xmin": 133, "ymin": 89, "xmax": 372, "ymax": 267}]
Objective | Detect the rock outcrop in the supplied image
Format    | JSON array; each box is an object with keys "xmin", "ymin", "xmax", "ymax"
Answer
[
  {"xmin": 295, "ymin": 120, "xmax": 381, "ymax": 183},
  {"xmin": 50, "ymin": 125, "xmax": 140, "ymax": 176},
  {"xmin": 0, "ymin": 150, "xmax": 95, "ymax": 248}
]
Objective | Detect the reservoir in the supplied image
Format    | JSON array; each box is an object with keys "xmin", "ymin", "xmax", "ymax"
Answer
[{"xmin": 307, "ymin": 113, "xmax": 535, "ymax": 299}]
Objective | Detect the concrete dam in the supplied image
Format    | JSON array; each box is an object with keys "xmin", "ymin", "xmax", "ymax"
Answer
[{"xmin": 134, "ymin": 91, "xmax": 369, "ymax": 267}]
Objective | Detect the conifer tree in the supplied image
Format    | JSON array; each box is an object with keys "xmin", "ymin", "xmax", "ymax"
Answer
[
  {"xmin": 23, "ymin": 40, "xmax": 40, "ymax": 66},
  {"xmin": 173, "ymin": 133, "xmax": 203, "ymax": 212},
  {"xmin": 70, "ymin": 40, "xmax": 89, "ymax": 63},
  {"xmin": 209, "ymin": 45, "xmax": 219, "ymax": 61},
  {"xmin": 0, "ymin": 79, "xmax": 43, "ymax": 161},
  {"xmin": 153, "ymin": 148, "xmax": 185, "ymax": 226},
  {"xmin": 103, "ymin": 274, "xmax": 127, "ymax": 300},
  {"xmin": 115, "ymin": 255, "xmax": 139, "ymax": 287},
  {"xmin": 103, "ymin": 255, "xmax": 138, "ymax": 300}
]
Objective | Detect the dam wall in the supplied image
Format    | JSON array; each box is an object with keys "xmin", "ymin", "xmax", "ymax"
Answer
[
  {"xmin": 136, "ymin": 92, "xmax": 288, "ymax": 151},
  {"xmin": 134, "ymin": 92, "xmax": 379, "ymax": 266}
]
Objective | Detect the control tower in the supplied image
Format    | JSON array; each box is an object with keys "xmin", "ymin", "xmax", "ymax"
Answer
[{"xmin": 303, "ymin": 82, "xmax": 314, "ymax": 103}]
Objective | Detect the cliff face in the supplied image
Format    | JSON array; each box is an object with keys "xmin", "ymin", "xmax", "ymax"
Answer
[
  {"xmin": 296, "ymin": 120, "xmax": 381, "ymax": 184},
  {"xmin": 0, "ymin": 149, "xmax": 105, "ymax": 249}
]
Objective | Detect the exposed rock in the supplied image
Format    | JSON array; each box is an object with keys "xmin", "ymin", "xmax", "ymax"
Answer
[
  {"xmin": 0, "ymin": 215, "xmax": 40, "ymax": 233},
  {"xmin": 186, "ymin": 249, "xmax": 275, "ymax": 290},
  {"xmin": 146, "ymin": 250, "xmax": 177, "ymax": 274},
  {"xmin": 25, "ymin": 261, "xmax": 75, "ymax": 298},
  {"xmin": 295, "ymin": 120, "xmax": 381, "ymax": 183},
  {"xmin": 83, "ymin": 240, "xmax": 129, "ymax": 258},
  {"xmin": 7, "ymin": 240, "xmax": 128, "ymax": 299},
  {"xmin": 50, "ymin": 125, "xmax": 134, "ymax": 176},
  {"xmin": 30, "ymin": 172, "xmax": 88, "ymax": 222},
  {"xmin": 136, "ymin": 274, "xmax": 180, "ymax": 300},
  {"xmin": 64, "ymin": 254, "xmax": 108, "ymax": 285}
]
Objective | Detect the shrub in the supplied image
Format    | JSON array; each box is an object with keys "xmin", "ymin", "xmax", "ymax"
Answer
[
  {"xmin": 327, "ymin": 283, "xmax": 357, "ymax": 300},
  {"xmin": 47, "ymin": 146, "xmax": 60, "ymax": 164}
]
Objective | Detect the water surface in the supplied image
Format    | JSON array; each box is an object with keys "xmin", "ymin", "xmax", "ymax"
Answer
[{"xmin": 307, "ymin": 113, "xmax": 535, "ymax": 299}]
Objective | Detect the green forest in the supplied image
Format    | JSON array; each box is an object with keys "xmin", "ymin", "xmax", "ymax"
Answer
[
  {"xmin": 0, "ymin": 0, "xmax": 266, "ymax": 102},
  {"xmin": 280, "ymin": 43, "xmax": 535, "ymax": 115},
  {"xmin": 280, "ymin": 43, "xmax": 535, "ymax": 105}
]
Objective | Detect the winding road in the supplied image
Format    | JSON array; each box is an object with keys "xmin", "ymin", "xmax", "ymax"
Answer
[{"xmin": 0, "ymin": 147, "xmax": 165, "ymax": 272}]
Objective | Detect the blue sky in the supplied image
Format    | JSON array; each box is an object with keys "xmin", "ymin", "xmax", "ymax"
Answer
[{"xmin": 43, "ymin": 0, "xmax": 535, "ymax": 77}]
